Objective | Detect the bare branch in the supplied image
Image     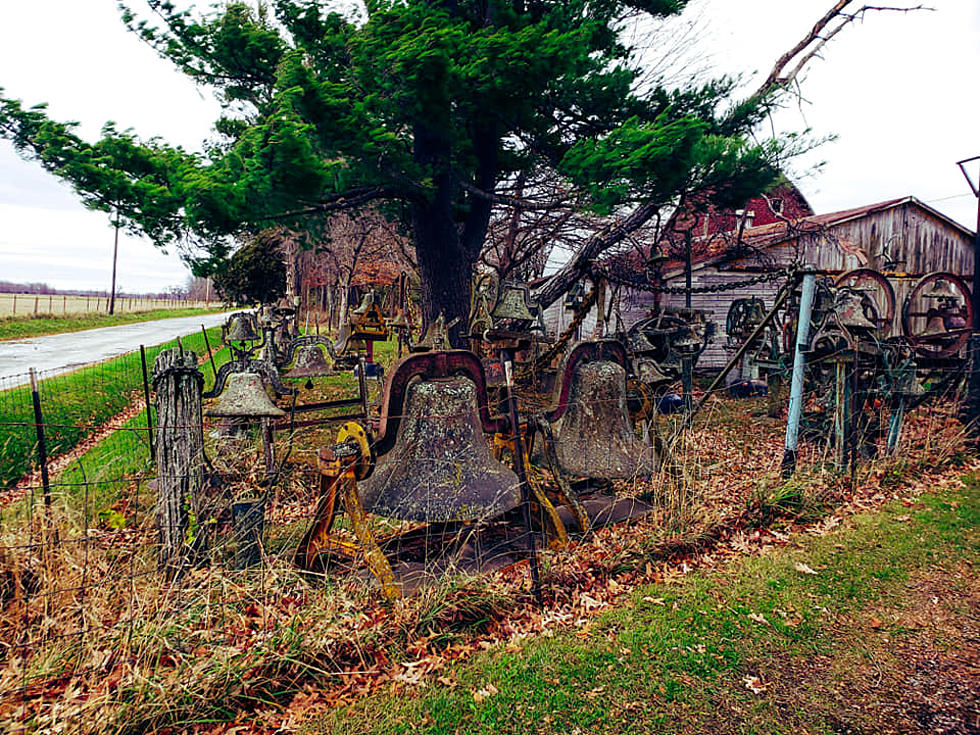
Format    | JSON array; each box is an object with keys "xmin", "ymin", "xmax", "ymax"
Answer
[{"xmin": 748, "ymin": 1, "xmax": 930, "ymax": 102}]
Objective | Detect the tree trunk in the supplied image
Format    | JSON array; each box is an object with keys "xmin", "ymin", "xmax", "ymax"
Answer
[
  {"xmin": 534, "ymin": 200, "xmax": 660, "ymax": 310},
  {"xmin": 153, "ymin": 347, "xmax": 205, "ymax": 580},
  {"xmin": 338, "ymin": 276, "xmax": 350, "ymax": 328},
  {"xmin": 413, "ymin": 218, "xmax": 473, "ymax": 346},
  {"xmin": 411, "ymin": 119, "xmax": 478, "ymax": 347}
]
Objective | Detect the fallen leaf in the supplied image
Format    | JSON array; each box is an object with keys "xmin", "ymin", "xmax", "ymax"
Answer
[
  {"xmin": 748, "ymin": 612, "xmax": 769, "ymax": 626},
  {"xmin": 794, "ymin": 562, "xmax": 819, "ymax": 575},
  {"xmin": 641, "ymin": 596, "xmax": 666, "ymax": 606},
  {"xmin": 742, "ymin": 675, "xmax": 768, "ymax": 695}
]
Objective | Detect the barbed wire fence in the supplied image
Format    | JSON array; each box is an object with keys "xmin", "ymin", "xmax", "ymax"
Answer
[{"xmin": 0, "ymin": 331, "xmax": 970, "ymax": 732}]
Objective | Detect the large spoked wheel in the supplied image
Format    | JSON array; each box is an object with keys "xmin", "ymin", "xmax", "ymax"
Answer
[
  {"xmin": 834, "ymin": 268, "xmax": 896, "ymax": 337},
  {"xmin": 901, "ymin": 271, "xmax": 972, "ymax": 358}
]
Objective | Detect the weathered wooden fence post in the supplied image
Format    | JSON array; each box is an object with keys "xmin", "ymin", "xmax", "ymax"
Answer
[{"xmin": 153, "ymin": 347, "xmax": 205, "ymax": 580}]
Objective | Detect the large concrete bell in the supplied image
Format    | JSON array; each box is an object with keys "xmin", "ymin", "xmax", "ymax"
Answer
[
  {"xmin": 284, "ymin": 345, "xmax": 334, "ymax": 379},
  {"xmin": 206, "ymin": 372, "xmax": 286, "ymax": 418},
  {"xmin": 358, "ymin": 376, "xmax": 521, "ymax": 522},
  {"xmin": 554, "ymin": 360, "xmax": 658, "ymax": 479}
]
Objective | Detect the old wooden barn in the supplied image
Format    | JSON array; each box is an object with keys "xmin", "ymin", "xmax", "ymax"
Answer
[
  {"xmin": 652, "ymin": 196, "xmax": 976, "ymax": 369},
  {"xmin": 542, "ymin": 195, "xmax": 977, "ymax": 371}
]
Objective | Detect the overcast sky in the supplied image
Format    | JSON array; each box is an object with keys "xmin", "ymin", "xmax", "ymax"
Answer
[{"xmin": 0, "ymin": 0, "xmax": 977, "ymax": 293}]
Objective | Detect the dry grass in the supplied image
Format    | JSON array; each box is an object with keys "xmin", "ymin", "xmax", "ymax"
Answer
[{"xmin": 0, "ymin": 389, "xmax": 973, "ymax": 732}]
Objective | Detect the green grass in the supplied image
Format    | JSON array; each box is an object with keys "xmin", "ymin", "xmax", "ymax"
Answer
[
  {"xmin": 305, "ymin": 479, "xmax": 980, "ymax": 734},
  {"xmin": 0, "ymin": 306, "xmax": 231, "ymax": 341},
  {"xmin": 0, "ymin": 328, "xmax": 228, "ymax": 488}
]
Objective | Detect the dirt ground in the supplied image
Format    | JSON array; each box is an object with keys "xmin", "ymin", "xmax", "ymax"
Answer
[{"xmin": 769, "ymin": 561, "xmax": 980, "ymax": 734}]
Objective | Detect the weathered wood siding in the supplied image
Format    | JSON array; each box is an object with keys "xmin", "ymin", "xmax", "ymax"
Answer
[{"xmin": 615, "ymin": 201, "xmax": 974, "ymax": 369}]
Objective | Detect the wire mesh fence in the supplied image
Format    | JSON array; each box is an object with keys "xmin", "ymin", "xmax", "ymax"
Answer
[
  {"xmin": 0, "ymin": 337, "xmax": 971, "ymax": 733},
  {"xmin": 0, "ymin": 294, "xmax": 214, "ymax": 317}
]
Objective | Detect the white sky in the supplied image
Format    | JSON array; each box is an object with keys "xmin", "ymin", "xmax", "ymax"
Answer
[{"xmin": 0, "ymin": 0, "xmax": 977, "ymax": 293}]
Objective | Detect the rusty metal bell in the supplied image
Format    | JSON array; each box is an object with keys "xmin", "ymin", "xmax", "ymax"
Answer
[
  {"xmin": 206, "ymin": 372, "xmax": 286, "ymax": 418},
  {"xmin": 225, "ymin": 314, "xmax": 259, "ymax": 343},
  {"xmin": 923, "ymin": 278, "xmax": 960, "ymax": 302},
  {"xmin": 352, "ymin": 291, "xmax": 374, "ymax": 316},
  {"xmin": 358, "ymin": 376, "xmax": 521, "ymax": 522},
  {"xmin": 838, "ymin": 291, "xmax": 878, "ymax": 331},
  {"xmin": 284, "ymin": 345, "xmax": 334, "ymax": 379},
  {"xmin": 388, "ymin": 309, "xmax": 409, "ymax": 330},
  {"xmin": 491, "ymin": 280, "xmax": 536, "ymax": 322},
  {"xmin": 672, "ymin": 328, "xmax": 702, "ymax": 354},
  {"xmin": 553, "ymin": 360, "xmax": 658, "ymax": 479},
  {"xmin": 635, "ymin": 358, "xmax": 671, "ymax": 387},
  {"xmin": 920, "ymin": 316, "xmax": 951, "ymax": 338}
]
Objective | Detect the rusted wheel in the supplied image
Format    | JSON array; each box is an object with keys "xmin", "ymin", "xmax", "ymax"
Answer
[
  {"xmin": 901, "ymin": 271, "xmax": 972, "ymax": 358},
  {"xmin": 834, "ymin": 268, "xmax": 896, "ymax": 336}
]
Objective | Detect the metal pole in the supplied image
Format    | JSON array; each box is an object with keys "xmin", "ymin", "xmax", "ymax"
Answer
[
  {"xmin": 782, "ymin": 271, "xmax": 817, "ymax": 476},
  {"xmin": 850, "ymin": 348, "xmax": 859, "ymax": 488},
  {"xmin": 682, "ymin": 229, "xmax": 694, "ymax": 410},
  {"xmin": 501, "ymin": 348, "xmax": 542, "ymax": 605},
  {"xmin": 201, "ymin": 325, "xmax": 217, "ymax": 379},
  {"xmin": 967, "ymin": 190, "xmax": 980, "ymax": 433},
  {"xmin": 692, "ymin": 275, "xmax": 797, "ymax": 418},
  {"xmin": 955, "ymin": 157, "xmax": 980, "ymax": 436},
  {"xmin": 109, "ymin": 214, "xmax": 120, "ymax": 315},
  {"xmin": 29, "ymin": 368, "xmax": 51, "ymax": 508},
  {"xmin": 140, "ymin": 346, "xmax": 155, "ymax": 462}
]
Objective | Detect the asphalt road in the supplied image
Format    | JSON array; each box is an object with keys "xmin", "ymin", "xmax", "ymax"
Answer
[{"xmin": 0, "ymin": 312, "xmax": 233, "ymax": 387}]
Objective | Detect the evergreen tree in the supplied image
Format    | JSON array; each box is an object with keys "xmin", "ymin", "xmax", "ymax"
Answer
[{"xmin": 1, "ymin": 0, "xmax": 805, "ymax": 339}]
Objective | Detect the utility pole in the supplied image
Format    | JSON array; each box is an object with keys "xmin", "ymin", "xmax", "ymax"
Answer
[
  {"xmin": 682, "ymin": 227, "xmax": 694, "ymax": 411},
  {"xmin": 109, "ymin": 212, "xmax": 120, "ymax": 315},
  {"xmin": 956, "ymin": 156, "xmax": 980, "ymax": 435}
]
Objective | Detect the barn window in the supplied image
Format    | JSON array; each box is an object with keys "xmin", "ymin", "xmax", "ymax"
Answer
[{"xmin": 770, "ymin": 198, "xmax": 784, "ymax": 214}]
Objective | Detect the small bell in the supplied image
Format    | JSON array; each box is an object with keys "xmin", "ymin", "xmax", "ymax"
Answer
[
  {"xmin": 672, "ymin": 328, "xmax": 702, "ymax": 354},
  {"xmin": 388, "ymin": 309, "xmax": 409, "ymax": 330},
  {"xmin": 920, "ymin": 316, "xmax": 951, "ymax": 338},
  {"xmin": 627, "ymin": 328, "xmax": 658, "ymax": 355},
  {"xmin": 645, "ymin": 245, "xmax": 667, "ymax": 268},
  {"xmin": 563, "ymin": 282, "xmax": 586, "ymax": 310},
  {"xmin": 413, "ymin": 315, "xmax": 449, "ymax": 352},
  {"xmin": 635, "ymin": 358, "xmax": 671, "ymax": 387},
  {"xmin": 225, "ymin": 314, "xmax": 260, "ymax": 343},
  {"xmin": 206, "ymin": 372, "xmax": 286, "ymax": 418},
  {"xmin": 491, "ymin": 280, "xmax": 536, "ymax": 323},
  {"xmin": 923, "ymin": 278, "xmax": 960, "ymax": 302},
  {"xmin": 284, "ymin": 345, "xmax": 334, "ymax": 379},
  {"xmin": 352, "ymin": 291, "xmax": 374, "ymax": 316}
]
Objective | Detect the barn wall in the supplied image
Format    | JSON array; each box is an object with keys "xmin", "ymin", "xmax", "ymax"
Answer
[
  {"xmin": 615, "ymin": 202, "xmax": 975, "ymax": 371},
  {"xmin": 731, "ymin": 204, "xmax": 975, "ymax": 276}
]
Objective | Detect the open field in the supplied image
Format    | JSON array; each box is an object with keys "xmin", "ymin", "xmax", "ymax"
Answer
[
  {"xmin": 0, "ymin": 293, "xmax": 214, "ymax": 318},
  {"xmin": 0, "ymin": 306, "xmax": 231, "ymax": 341}
]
